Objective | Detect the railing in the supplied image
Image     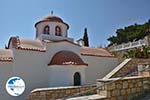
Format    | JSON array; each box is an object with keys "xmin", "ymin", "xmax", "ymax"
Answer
[{"xmin": 112, "ymin": 39, "xmax": 146, "ymax": 51}]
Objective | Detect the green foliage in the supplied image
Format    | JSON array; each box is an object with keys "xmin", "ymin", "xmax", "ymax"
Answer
[
  {"xmin": 107, "ymin": 19, "xmax": 150, "ymax": 46},
  {"xmin": 123, "ymin": 46, "xmax": 150, "ymax": 58},
  {"xmin": 107, "ymin": 36, "xmax": 119, "ymax": 45}
]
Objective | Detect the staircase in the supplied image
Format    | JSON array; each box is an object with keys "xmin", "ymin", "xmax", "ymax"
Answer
[
  {"xmin": 103, "ymin": 58, "xmax": 131, "ymax": 79},
  {"xmin": 64, "ymin": 94, "xmax": 106, "ymax": 100}
]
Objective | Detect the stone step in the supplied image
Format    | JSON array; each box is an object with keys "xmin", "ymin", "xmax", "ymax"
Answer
[
  {"xmin": 103, "ymin": 58, "xmax": 131, "ymax": 79},
  {"xmin": 64, "ymin": 94, "xmax": 107, "ymax": 100}
]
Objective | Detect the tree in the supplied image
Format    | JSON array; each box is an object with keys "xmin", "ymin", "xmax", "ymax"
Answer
[
  {"xmin": 107, "ymin": 18, "xmax": 150, "ymax": 46},
  {"xmin": 123, "ymin": 46, "xmax": 150, "ymax": 58},
  {"xmin": 142, "ymin": 46, "xmax": 150, "ymax": 58},
  {"xmin": 83, "ymin": 28, "xmax": 89, "ymax": 47},
  {"xmin": 107, "ymin": 36, "xmax": 118, "ymax": 45}
]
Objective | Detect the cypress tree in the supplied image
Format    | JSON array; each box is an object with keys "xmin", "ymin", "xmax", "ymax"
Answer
[{"xmin": 83, "ymin": 28, "xmax": 89, "ymax": 47}]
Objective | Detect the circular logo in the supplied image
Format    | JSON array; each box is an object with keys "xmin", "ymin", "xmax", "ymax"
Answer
[{"xmin": 5, "ymin": 76, "xmax": 25, "ymax": 96}]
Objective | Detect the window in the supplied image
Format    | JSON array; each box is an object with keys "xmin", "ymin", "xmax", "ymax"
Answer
[
  {"xmin": 43, "ymin": 25, "xmax": 50, "ymax": 34},
  {"xmin": 55, "ymin": 26, "xmax": 61, "ymax": 36},
  {"xmin": 74, "ymin": 72, "xmax": 81, "ymax": 86}
]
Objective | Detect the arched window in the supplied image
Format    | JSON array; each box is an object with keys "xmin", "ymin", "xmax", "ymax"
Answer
[
  {"xmin": 55, "ymin": 26, "xmax": 61, "ymax": 36},
  {"xmin": 74, "ymin": 72, "xmax": 81, "ymax": 86},
  {"xmin": 43, "ymin": 25, "xmax": 50, "ymax": 34}
]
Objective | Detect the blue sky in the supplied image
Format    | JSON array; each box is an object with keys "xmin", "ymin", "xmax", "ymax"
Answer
[{"xmin": 0, "ymin": 0, "xmax": 150, "ymax": 48}]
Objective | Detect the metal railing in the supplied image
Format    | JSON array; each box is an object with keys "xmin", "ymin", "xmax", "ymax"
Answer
[{"xmin": 112, "ymin": 39, "xmax": 146, "ymax": 51}]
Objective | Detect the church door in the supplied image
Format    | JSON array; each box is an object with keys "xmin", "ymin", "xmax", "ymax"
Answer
[{"xmin": 74, "ymin": 72, "xmax": 81, "ymax": 86}]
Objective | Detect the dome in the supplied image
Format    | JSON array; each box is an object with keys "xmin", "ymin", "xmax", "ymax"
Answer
[
  {"xmin": 48, "ymin": 50, "xmax": 87, "ymax": 66},
  {"xmin": 42, "ymin": 16, "xmax": 64, "ymax": 23},
  {"xmin": 35, "ymin": 15, "xmax": 69, "ymax": 29}
]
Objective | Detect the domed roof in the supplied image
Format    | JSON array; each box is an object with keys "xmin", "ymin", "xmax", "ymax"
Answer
[
  {"xmin": 48, "ymin": 50, "xmax": 87, "ymax": 66},
  {"xmin": 35, "ymin": 15, "xmax": 69, "ymax": 29},
  {"xmin": 42, "ymin": 15, "xmax": 64, "ymax": 23}
]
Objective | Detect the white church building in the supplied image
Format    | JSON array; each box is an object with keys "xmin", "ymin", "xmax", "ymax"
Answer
[{"xmin": 0, "ymin": 14, "xmax": 118, "ymax": 100}]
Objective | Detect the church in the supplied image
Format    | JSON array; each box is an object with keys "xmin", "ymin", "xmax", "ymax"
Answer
[{"xmin": 0, "ymin": 14, "xmax": 118, "ymax": 99}]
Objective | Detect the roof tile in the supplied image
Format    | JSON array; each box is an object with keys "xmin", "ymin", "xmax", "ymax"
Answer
[
  {"xmin": 0, "ymin": 49, "xmax": 13, "ymax": 62},
  {"xmin": 9, "ymin": 37, "xmax": 46, "ymax": 52},
  {"xmin": 48, "ymin": 50, "xmax": 87, "ymax": 66},
  {"xmin": 81, "ymin": 47, "xmax": 115, "ymax": 57}
]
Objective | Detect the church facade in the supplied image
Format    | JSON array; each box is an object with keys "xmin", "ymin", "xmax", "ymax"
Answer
[{"xmin": 0, "ymin": 14, "xmax": 118, "ymax": 100}]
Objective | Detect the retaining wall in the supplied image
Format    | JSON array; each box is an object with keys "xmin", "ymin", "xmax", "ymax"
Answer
[{"xmin": 26, "ymin": 85, "xmax": 96, "ymax": 100}]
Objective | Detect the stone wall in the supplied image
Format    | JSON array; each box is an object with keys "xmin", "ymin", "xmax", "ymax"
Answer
[
  {"xmin": 26, "ymin": 85, "xmax": 96, "ymax": 100},
  {"xmin": 97, "ymin": 76, "xmax": 150, "ymax": 100},
  {"xmin": 112, "ymin": 59, "xmax": 150, "ymax": 78},
  {"xmin": 138, "ymin": 63, "xmax": 150, "ymax": 76}
]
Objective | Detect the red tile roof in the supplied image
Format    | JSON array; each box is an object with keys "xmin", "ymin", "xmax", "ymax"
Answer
[
  {"xmin": 81, "ymin": 47, "xmax": 115, "ymax": 57},
  {"xmin": 7, "ymin": 37, "xmax": 115, "ymax": 58},
  {"xmin": 8, "ymin": 37, "xmax": 46, "ymax": 52},
  {"xmin": 0, "ymin": 49, "xmax": 13, "ymax": 62},
  {"xmin": 48, "ymin": 50, "xmax": 87, "ymax": 66}
]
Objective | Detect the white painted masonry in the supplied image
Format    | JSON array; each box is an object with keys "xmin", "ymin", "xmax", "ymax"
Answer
[{"xmin": 0, "ymin": 15, "xmax": 118, "ymax": 100}]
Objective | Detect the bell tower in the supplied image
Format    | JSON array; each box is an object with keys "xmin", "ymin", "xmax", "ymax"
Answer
[{"xmin": 35, "ymin": 14, "xmax": 73, "ymax": 42}]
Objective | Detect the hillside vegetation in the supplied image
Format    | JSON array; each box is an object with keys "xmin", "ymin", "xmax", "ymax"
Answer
[{"xmin": 107, "ymin": 19, "xmax": 150, "ymax": 46}]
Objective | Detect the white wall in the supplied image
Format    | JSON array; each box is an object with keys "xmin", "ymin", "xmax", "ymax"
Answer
[
  {"xmin": 0, "ymin": 62, "xmax": 15, "ymax": 100},
  {"xmin": 39, "ymin": 34, "xmax": 74, "ymax": 42},
  {"xmin": 11, "ymin": 50, "xmax": 49, "ymax": 100},
  {"xmin": 48, "ymin": 65, "xmax": 86, "ymax": 87},
  {"xmin": 9, "ymin": 41, "xmax": 82, "ymax": 99},
  {"xmin": 36, "ymin": 22, "xmax": 68, "ymax": 39},
  {"xmin": 81, "ymin": 56, "xmax": 118, "ymax": 85},
  {"xmin": 42, "ymin": 41, "xmax": 82, "ymax": 66},
  {"xmin": 0, "ymin": 39, "xmax": 119, "ymax": 100},
  {"xmin": 0, "ymin": 40, "xmax": 82, "ymax": 100}
]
